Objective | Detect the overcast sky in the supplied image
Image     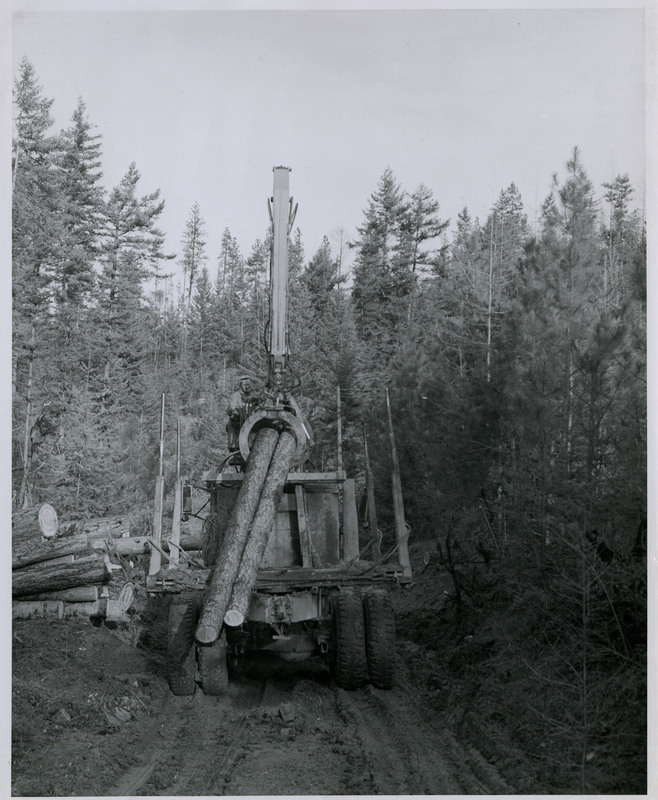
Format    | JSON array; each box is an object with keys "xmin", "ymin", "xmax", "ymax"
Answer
[{"xmin": 10, "ymin": 7, "xmax": 647, "ymax": 286}]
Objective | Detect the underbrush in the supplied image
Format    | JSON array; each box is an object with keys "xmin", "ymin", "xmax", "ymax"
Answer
[{"xmin": 394, "ymin": 538, "xmax": 647, "ymax": 795}]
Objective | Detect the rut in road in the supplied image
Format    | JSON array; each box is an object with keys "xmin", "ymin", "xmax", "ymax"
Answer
[
  {"xmin": 335, "ymin": 681, "xmax": 513, "ymax": 794},
  {"xmin": 107, "ymin": 668, "xmax": 512, "ymax": 796}
]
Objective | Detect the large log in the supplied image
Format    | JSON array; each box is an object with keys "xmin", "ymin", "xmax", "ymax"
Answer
[
  {"xmin": 12, "ymin": 504, "xmax": 58, "ymax": 544},
  {"xmin": 12, "ymin": 553, "xmax": 112, "ymax": 597},
  {"xmin": 58, "ymin": 515, "xmax": 131, "ymax": 539},
  {"xmin": 224, "ymin": 430, "xmax": 297, "ymax": 628},
  {"xmin": 13, "ymin": 530, "xmax": 201, "ymax": 569},
  {"xmin": 12, "ymin": 534, "xmax": 95, "ymax": 568},
  {"xmin": 195, "ymin": 427, "xmax": 279, "ymax": 644},
  {"xmin": 13, "ymin": 600, "xmax": 64, "ymax": 620},
  {"xmin": 20, "ymin": 586, "xmax": 100, "ymax": 603}
]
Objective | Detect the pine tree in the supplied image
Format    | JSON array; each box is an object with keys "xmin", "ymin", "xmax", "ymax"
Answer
[
  {"xmin": 304, "ymin": 235, "xmax": 344, "ymax": 313},
  {"xmin": 350, "ymin": 167, "xmax": 414, "ymax": 366},
  {"xmin": 95, "ymin": 163, "xmax": 172, "ymax": 409},
  {"xmin": 12, "ymin": 58, "xmax": 62, "ymax": 506},
  {"xmin": 216, "ymin": 228, "xmax": 246, "ymax": 367},
  {"xmin": 403, "ymin": 183, "xmax": 449, "ymax": 276},
  {"xmin": 189, "ymin": 266, "xmax": 216, "ymax": 363},
  {"xmin": 179, "ymin": 202, "xmax": 207, "ymax": 356},
  {"xmin": 601, "ymin": 174, "xmax": 643, "ymax": 309},
  {"xmin": 55, "ymin": 98, "xmax": 105, "ymax": 312},
  {"xmin": 12, "ymin": 58, "xmax": 61, "ymax": 323}
]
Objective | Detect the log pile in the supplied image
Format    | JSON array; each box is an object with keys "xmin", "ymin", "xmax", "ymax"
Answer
[
  {"xmin": 12, "ymin": 505, "xmax": 142, "ymax": 623},
  {"xmin": 196, "ymin": 426, "xmax": 297, "ymax": 643}
]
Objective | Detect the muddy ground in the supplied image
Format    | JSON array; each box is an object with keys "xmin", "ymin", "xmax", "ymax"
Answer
[{"xmin": 12, "ymin": 543, "xmax": 543, "ymax": 796}]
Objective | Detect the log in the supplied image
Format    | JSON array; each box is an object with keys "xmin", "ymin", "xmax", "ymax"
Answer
[
  {"xmin": 44, "ymin": 554, "xmax": 76, "ymax": 566},
  {"xmin": 20, "ymin": 586, "xmax": 100, "ymax": 603},
  {"xmin": 13, "ymin": 530, "xmax": 201, "ymax": 569},
  {"xmin": 61, "ymin": 596, "xmax": 131, "ymax": 622},
  {"xmin": 63, "ymin": 600, "xmax": 105, "ymax": 618},
  {"xmin": 195, "ymin": 427, "xmax": 279, "ymax": 644},
  {"xmin": 105, "ymin": 599, "xmax": 130, "ymax": 623},
  {"xmin": 13, "ymin": 600, "xmax": 64, "ymax": 620},
  {"xmin": 12, "ymin": 504, "xmax": 58, "ymax": 544},
  {"xmin": 115, "ymin": 582, "xmax": 134, "ymax": 613},
  {"xmin": 12, "ymin": 532, "xmax": 95, "ymax": 569},
  {"xmin": 225, "ymin": 430, "xmax": 297, "ymax": 627},
  {"xmin": 12, "ymin": 553, "xmax": 112, "ymax": 597},
  {"xmin": 58, "ymin": 515, "xmax": 131, "ymax": 539}
]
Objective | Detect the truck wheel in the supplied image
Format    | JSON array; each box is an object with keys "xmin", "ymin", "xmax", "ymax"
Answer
[
  {"xmin": 167, "ymin": 592, "xmax": 199, "ymax": 696},
  {"xmin": 334, "ymin": 591, "xmax": 368, "ymax": 690},
  {"xmin": 363, "ymin": 591, "xmax": 396, "ymax": 689},
  {"xmin": 198, "ymin": 631, "xmax": 229, "ymax": 695}
]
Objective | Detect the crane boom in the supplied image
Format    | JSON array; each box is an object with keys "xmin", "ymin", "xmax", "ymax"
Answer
[{"xmin": 268, "ymin": 166, "xmax": 297, "ymax": 389}]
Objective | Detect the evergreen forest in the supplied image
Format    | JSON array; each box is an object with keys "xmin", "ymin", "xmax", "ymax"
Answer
[{"xmin": 12, "ymin": 58, "xmax": 647, "ymax": 793}]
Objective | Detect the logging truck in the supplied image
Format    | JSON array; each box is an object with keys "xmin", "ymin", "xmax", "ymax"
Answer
[{"xmin": 147, "ymin": 167, "xmax": 411, "ymax": 695}]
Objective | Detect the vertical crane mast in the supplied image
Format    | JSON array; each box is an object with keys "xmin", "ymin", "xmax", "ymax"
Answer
[{"xmin": 268, "ymin": 166, "xmax": 297, "ymax": 392}]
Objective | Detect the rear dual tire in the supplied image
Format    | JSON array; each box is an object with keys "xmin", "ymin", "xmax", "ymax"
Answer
[
  {"xmin": 198, "ymin": 631, "xmax": 229, "ymax": 695},
  {"xmin": 166, "ymin": 592, "xmax": 228, "ymax": 696},
  {"xmin": 334, "ymin": 592, "xmax": 369, "ymax": 689},
  {"xmin": 167, "ymin": 593, "xmax": 199, "ymax": 696},
  {"xmin": 333, "ymin": 590, "xmax": 396, "ymax": 690},
  {"xmin": 363, "ymin": 591, "xmax": 396, "ymax": 689}
]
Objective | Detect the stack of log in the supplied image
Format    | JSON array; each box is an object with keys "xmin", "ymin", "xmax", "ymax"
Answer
[
  {"xmin": 12, "ymin": 504, "xmax": 141, "ymax": 622},
  {"xmin": 196, "ymin": 426, "xmax": 297, "ymax": 644}
]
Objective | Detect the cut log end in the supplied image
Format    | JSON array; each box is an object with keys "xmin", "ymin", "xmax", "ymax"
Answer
[
  {"xmin": 195, "ymin": 623, "xmax": 221, "ymax": 644},
  {"xmin": 223, "ymin": 609, "xmax": 244, "ymax": 628},
  {"xmin": 38, "ymin": 504, "xmax": 59, "ymax": 538}
]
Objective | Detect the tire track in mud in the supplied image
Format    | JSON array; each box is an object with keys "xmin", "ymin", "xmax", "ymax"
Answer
[
  {"xmin": 220, "ymin": 676, "xmax": 369, "ymax": 795},
  {"xmin": 106, "ymin": 669, "xmax": 512, "ymax": 796},
  {"xmin": 144, "ymin": 679, "xmax": 266, "ymax": 796},
  {"xmin": 335, "ymin": 682, "xmax": 510, "ymax": 795}
]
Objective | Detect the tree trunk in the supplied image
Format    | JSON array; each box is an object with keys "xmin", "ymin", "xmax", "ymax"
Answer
[
  {"xmin": 14, "ymin": 525, "xmax": 201, "ymax": 569},
  {"xmin": 13, "ymin": 504, "xmax": 59, "ymax": 544},
  {"xmin": 20, "ymin": 586, "xmax": 99, "ymax": 603},
  {"xmin": 224, "ymin": 430, "xmax": 296, "ymax": 628},
  {"xmin": 62, "ymin": 600, "xmax": 106, "ymax": 618},
  {"xmin": 58, "ymin": 515, "xmax": 131, "ymax": 539},
  {"xmin": 195, "ymin": 427, "xmax": 279, "ymax": 644},
  {"xmin": 13, "ymin": 530, "xmax": 107, "ymax": 569},
  {"xmin": 12, "ymin": 553, "xmax": 112, "ymax": 597},
  {"xmin": 13, "ymin": 600, "xmax": 64, "ymax": 620},
  {"xmin": 18, "ymin": 323, "xmax": 35, "ymax": 509}
]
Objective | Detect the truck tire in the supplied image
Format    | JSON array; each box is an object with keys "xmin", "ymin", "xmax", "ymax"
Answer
[
  {"xmin": 334, "ymin": 591, "xmax": 368, "ymax": 690},
  {"xmin": 363, "ymin": 591, "xmax": 396, "ymax": 689},
  {"xmin": 198, "ymin": 631, "xmax": 229, "ymax": 695},
  {"xmin": 167, "ymin": 592, "xmax": 199, "ymax": 696}
]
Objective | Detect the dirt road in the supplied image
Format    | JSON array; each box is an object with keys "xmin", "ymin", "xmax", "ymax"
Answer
[
  {"xmin": 105, "ymin": 659, "xmax": 512, "ymax": 796},
  {"xmin": 13, "ymin": 598, "xmax": 516, "ymax": 796}
]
